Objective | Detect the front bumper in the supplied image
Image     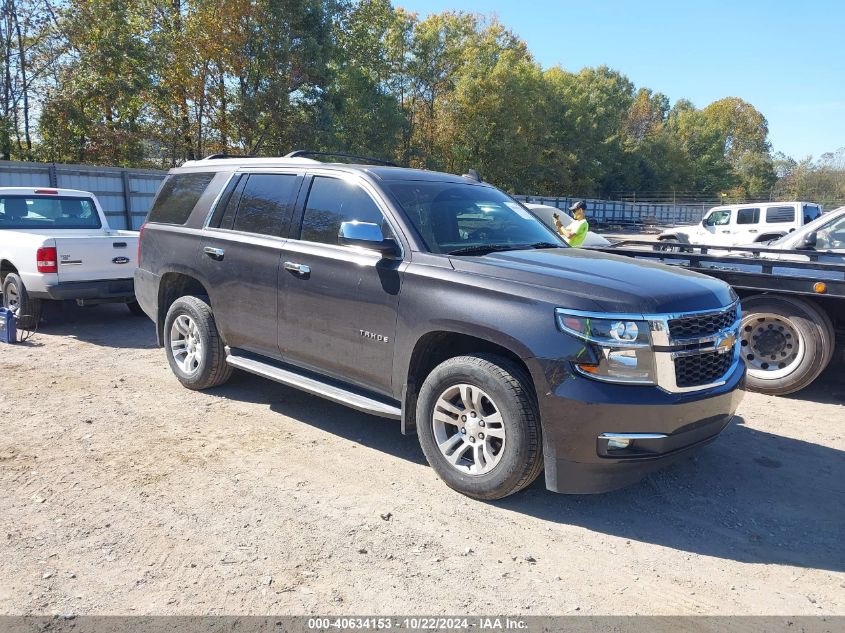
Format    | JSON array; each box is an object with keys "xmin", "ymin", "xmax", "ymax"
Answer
[
  {"xmin": 31, "ymin": 278, "xmax": 135, "ymax": 302},
  {"xmin": 527, "ymin": 357, "xmax": 745, "ymax": 494}
]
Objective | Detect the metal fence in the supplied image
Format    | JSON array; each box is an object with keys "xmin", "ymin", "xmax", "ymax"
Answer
[
  {"xmin": 515, "ymin": 195, "xmax": 710, "ymax": 228},
  {"xmin": 0, "ymin": 160, "xmax": 167, "ymax": 230},
  {"xmin": 0, "ymin": 160, "xmax": 713, "ymax": 230}
]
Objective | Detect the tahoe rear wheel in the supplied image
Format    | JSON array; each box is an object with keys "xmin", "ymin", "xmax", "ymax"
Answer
[
  {"xmin": 2, "ymin": 272, "xmax": 42, "ymax": 329},
  {"xmin": 163, "ymin": 296, "xmax": 232, "ymax": 390},
  {"xmin": 416, "ymin": 354, "xmax": 543, "ymax": 500},
  {"xmin": 740, "ymin": 295, "xmax": 833, "ymax": 395}
]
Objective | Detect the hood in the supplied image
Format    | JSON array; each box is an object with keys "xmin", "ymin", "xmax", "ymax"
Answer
[{"xmin": 449, "ymin": 247, "xmax": 735, "ymax": 314}]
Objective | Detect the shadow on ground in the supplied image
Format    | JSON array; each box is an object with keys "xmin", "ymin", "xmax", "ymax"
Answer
[
  {"xmin": 213, "ymin": 372, "xmax": 844, "ymax": 574},
  {"xmin": 34, "ymin": 301, "xmax": 157, "ymax": 350}
]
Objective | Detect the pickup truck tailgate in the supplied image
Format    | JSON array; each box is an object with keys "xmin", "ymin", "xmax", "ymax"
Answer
[{"xmin": 54, "ymin": 235, "xmax": 138, "ymax": 283}]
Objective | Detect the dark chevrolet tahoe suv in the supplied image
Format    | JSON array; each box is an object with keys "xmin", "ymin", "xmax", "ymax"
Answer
[{"xmin": 135, "ymin": 153, "xmax": 745, "ymax": 500}]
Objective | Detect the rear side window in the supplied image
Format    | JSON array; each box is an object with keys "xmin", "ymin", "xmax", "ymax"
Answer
[
  {"xmin": 299, "ymin": 177, "xmax": 390, "ymax": 245},
  {"xmin": 736, "ymin": 208, "xmax": 760, "ymax": 225},
  {"xmin": 231, "ymin": 174, "xmax": 299, "ymax": 236},
  {"xmin": 765, "ymin": 206, "xmax": 796, "ymax": 223},
  {"xmin": 148, "ymin": 172, "xmax": 215, "ymax": 224},
  {"xmin": 803, "ymin": 205, "xmax": 821, "ymax": 223}
]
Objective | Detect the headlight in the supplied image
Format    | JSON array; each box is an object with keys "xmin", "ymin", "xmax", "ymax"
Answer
[{"xmin": 555, "ymin": 310, "xmax": 656, "ymax": 385}]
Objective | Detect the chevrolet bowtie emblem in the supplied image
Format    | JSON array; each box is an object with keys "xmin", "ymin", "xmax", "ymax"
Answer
[{"xmin": 715, "ymin": 332, "xmax": 736, "ymax": 354}]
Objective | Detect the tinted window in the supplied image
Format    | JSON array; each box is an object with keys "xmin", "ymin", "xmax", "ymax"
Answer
[
  {"xmin": 148, "ymin": 172, "xmax": 215, "ymax": 224},
  {"xmin": 736, "ymin": 208, "xmax": 760, "ymax": 225},
  {"xmin": 0, "ymin": 195, "xmax": 101, "ymax": 230},
  {"xmin": 208, "ymin": 175, "xmax": 243, "ymax": 229},
  {"xmin": 387, "ymin": 181, "xmax": 562, "ymax": 254},
  {"xmin": 300, "ymin": 177, "xmax": 389, "ymax": 245},
  {"xmin": 231, "ymin": 174, "xmax": 299, "ymax": 236},
  {"xmin": 765, "ymin": 206, "xmax": 795, "ymax": 223},
  {"xmin": 803, "ymin": 205, "xmax": 821, "ymax": 223}
]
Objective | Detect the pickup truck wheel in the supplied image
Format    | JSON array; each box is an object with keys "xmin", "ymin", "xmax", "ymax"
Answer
[
  {"xmin": 2, "ymin": 273, "xmax": 42, "ymax": 329},
  {"xmin": 740, "ymin": 295, "xmax": 832, "ymax": 395},
  {"xmin": 163, "ymin": 296, "xmax": 232, "ymax": 390},
  {"xmin": 656, "ymin": 237, "xmax": 680, "ymax": 253},
  {"xmin": 416, "ymin": 354, "xmax": 543, "ymax": 500}
]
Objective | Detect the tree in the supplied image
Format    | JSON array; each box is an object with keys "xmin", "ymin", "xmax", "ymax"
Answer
[
  {"xmin": 38, "ymin": 0, "xmax": 154, "ymax": 165},
  {"xmin": 702, "ymin": 97, "xmax": 775, "ymax": 197}
]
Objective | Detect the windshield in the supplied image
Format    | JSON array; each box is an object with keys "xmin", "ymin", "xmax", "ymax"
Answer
[
  {"xmin": 769, "ymin": 207, "xmax": 845, "ymax": 247},
  {"xmin": 387, "ymin": 181, "xmax": 563, "ymax": 254},
  {"xmin": 0, "ymin": 195, "xmax": 101, "ymax": 230}
]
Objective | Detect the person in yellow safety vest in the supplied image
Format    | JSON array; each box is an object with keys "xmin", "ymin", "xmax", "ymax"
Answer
[{"xmin": 553, "ymin": 200, "xmax": 590, "ymax": 247}]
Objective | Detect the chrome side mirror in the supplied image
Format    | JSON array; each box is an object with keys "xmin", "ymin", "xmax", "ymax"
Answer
[{"xmin": 338, "ymin": 221, "xmax": 400, "ymax": 258}]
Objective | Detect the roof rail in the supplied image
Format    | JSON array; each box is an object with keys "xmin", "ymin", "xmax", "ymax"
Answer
[
  {"xmin": 202, "ymin": 153, "xmax": 254, "ymax": 160},
  {"xmin": 284, "ymin": 150, "xmax": 398, "ymax": 167}
]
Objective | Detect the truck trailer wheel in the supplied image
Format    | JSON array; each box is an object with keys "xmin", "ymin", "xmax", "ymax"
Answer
[
  {"xmin": 163, "ymin": 296, "xmax": 232, "ymax": 390},
  {"xmin": 2, "ymin": 273, "xmax": 42, "ymax": 329},
  {"xmin": 740, "ymin": 295, "xmax": 833, "ymax": 395},
  {"xmin": 416, "ymin": 354, "xmax": 543, "ymax": 500}
]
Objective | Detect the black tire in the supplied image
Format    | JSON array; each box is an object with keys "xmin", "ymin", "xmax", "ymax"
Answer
[
  {"xmin": 163, "ymin": 295, "xmax": 232, "ymax": 390},
  {"xmin": 2, "ymin": 272, "xmax": 42, "ymax": 329},
  {"xmin": 126, "ymin": 299, "xmax": 146, "ymax": 317},
  {"xmin": 416, "ymin": 354, "xmax": 543, "ymax": 500},
  {"xmin": 783, "ymin": 296, "xmax": 836, "ymax": 369},
  {"xmin": 656, "ymin": 237, "xmax": 680, "ymax": 253},
  {"xmin": 740, "ymin": 295, "xmax": 833, "ymax": 395}
]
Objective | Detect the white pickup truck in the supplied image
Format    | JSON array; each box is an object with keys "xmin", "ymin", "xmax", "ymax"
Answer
[{"xmin": 0, "ymin": 187, "xmax": 140, "ymax": 328}]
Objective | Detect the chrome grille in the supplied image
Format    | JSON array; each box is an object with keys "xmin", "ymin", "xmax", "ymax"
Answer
[
  {"xmin": 668, "ymin": 305, "xmax": 739, "ymax": 340},
  {"xmin": 674, "ymin": 350, "xmax": 735, "ymax": 388}
]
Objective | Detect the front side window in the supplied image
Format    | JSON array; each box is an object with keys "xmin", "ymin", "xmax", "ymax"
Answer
[
  {"xmin": 0, "ymin": 195, "xmax": 101, "ymax": 229},
  {"xmin": 148, "ymin": 172, "xmax": 215, "ymax": 224},
  {"xmin": 703, "ymin": 210, "xmax": 732, "ymax": 226},
  {"xmin": 816, "ymin": 214, "xmax": 845, "ymax": 250},
  {"xmin": 231, "ymin": 174, "xmax": 299, "ymax": 237},
  {"xmin": 736, "ymin": 208, "xmax": 760, "ymax": 225},
  {"xmin": 300, "ymin": 176, "xmax": 391, "ymax": 245},
  {"xmin": 387, "ymin": 181, "xmax": 562, "ymax": 254},
  {"xmin": 765, "ymin": 206, "xmax": 796, "ymax": 223}
]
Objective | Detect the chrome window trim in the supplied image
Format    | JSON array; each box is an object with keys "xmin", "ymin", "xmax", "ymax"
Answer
[
  {"xmin": 556, "ymin": 302, "xmax": 742, "ymax": 394},
  {"xmin": 201, "ymin": 171, "xmax": 238, "ymax": 228}
]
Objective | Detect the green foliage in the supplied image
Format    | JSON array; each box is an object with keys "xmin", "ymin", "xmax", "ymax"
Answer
[{"xmin": 6, "ymin": 0, "xmax": 832, "ymax": 203}]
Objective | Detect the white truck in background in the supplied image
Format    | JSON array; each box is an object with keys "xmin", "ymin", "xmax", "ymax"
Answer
[
  {"xmin": 658, "ymin": 201, "xmax": 823, "ymax": 247},
  {"xmin": 0, "ymin": 187, "xmax": 140, "ymax": 328}
]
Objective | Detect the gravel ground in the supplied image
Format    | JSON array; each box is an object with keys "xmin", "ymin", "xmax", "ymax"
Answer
[{"xmin": 0, "ymin": 303, "xmax": 843, "ymax": 616}]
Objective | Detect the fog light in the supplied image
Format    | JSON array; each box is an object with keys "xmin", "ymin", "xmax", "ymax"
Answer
[{"xmin": 607, "ymin": 438, "xmax": 631, "ymax": 450}]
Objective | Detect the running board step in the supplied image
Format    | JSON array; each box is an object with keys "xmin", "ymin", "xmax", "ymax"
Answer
[{"xmin": 225, "ymin": 350, "xmax": 402, "ymax": 420}]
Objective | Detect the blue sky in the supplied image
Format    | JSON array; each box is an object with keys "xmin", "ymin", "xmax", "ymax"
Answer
[{"xmin": 396, "ymin": 0, "xmax": 844, "ymax": 161}]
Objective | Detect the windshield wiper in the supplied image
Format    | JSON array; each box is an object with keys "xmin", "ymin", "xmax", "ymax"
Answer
[
  {"xmin": 526, "ymin": 242, "xmax": 564, "ymax": 249},
  {"xmin": 447, "ymin": 244, "xmax": 524, "ymax": 256},
  {"xmin": 447, "ymin": 242, "xmax": 564, "ymax": 256}
]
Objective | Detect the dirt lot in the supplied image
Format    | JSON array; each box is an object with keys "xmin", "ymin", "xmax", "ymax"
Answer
[{"xmin": 0, "ymin": 304, "xmax": 843, "ymax": 616}]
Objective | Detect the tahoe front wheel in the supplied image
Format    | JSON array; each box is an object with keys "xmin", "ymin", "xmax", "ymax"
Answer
[
  {"xmin": 416, "ymin": 354, "xmax": 543, "ymax": 500},
  {"xmin": 163, "ymin": 295, "xmax": 232, "ymax": 390}
]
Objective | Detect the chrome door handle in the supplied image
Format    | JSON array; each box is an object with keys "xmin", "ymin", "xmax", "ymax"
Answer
[
  {"xmin": 284, "ymin": 261, "xmax": 311, "ymax": 276},
  {"xmin": 203, "ymin": 246, "xmax": 225, "ymax": 260}
]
